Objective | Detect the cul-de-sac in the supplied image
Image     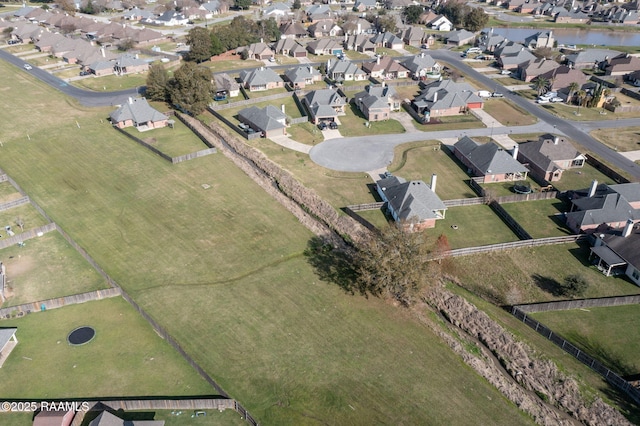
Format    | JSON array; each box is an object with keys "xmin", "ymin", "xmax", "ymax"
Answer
[{"xmin": 1, "ymin": 0, "xmax": 640, "ymax": 424}]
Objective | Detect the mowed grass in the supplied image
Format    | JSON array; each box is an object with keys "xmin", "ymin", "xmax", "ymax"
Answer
[
  {"xmin": 338, "ymin": 104, "xmax": 406, "ymax": 137},
  {"xmin": 0, "ymin": 181, "xmax": 23, "ymax": 203},
  {"xmin": 449, "ymin": 242, "xmax": 640, "ymax": 305},
  {"xmin": 591, "ymin": 126, "xmax": 640, "ymax": 152},
  {"xmin": 72, "ymin": 73, "xmax": 147, "ymax": 92},
  {"xmin": 0, "ymin": 298, "xmax": 213, "ymax": 398},
  {"xmin": 483, "ymin": 99, "xmax": 537, "ymax": 126},
  {"xmin": 0, "ymin": 203, "xmax": 50, "ymax": 232},
  {"xmin": 284, "ymin": 121, "xmax": 324, "ymax": 145},
  {"xmin": 390, "ymin": 143, "xmax": 481, "ymax": 200},
  {"xmin": 500, "ymin": 198, "xmax": 573, "ymax": 238},
  {"xmin": 123, "ymin": 118, "xmax": 208, "ymax": 158},
  {"xmin": 1, "ymin": 231, "xmax": 109, "ymax": 307},
  {"xmin": 423, "ymin": 204, "xmax": 520, "ymax": 249},
  {"xmin": 0, "ymin": 60, "xmax": 537, "ymax": 424},
  {"xmin": 531, "ymin": 305, "xmax": 640, "ymax": 376},
  {"xmin": 79, "ymin": 408, "xmax": 245, "ymax": 426},
  {"xmin": 551, "ymin": 164, "xmax": 616, "ymax": 192}
]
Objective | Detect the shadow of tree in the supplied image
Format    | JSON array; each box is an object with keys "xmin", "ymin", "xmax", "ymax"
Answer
[
  {"xmin": 303, "ymin": 236, "xmax": 361, "ymax": 296},
  {"xmin": 567, "ymin": 332, "xmax": 637, "ymax": 377},
  {"xmin": 531, "ymin": 274, "xmax": 563, "ymax": 296}
]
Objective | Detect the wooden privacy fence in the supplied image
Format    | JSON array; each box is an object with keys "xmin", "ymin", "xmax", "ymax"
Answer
[
  {"xmin": 171, "ymin": 148, "xmax": 217, "ymax": 164},
  {"xmin": 514, "ymin": 294, "xmax": 640, "ymax": 313},
  {"xmin": 0, "ymin": 223, "xmax": 56, "ymax": 250},
  {"xmin": 585, "ymin": 154, "xmax": 630, "ymax": 184},
  {"xmin": 345, "ymin": 202, "xmax": 385, "ymax": 211},
  {"xmin": 489, "ymin": 200, "xmax": 532, "ymax": 240},
  {"xmin": 438, "ymin": 235, "xmax": 585, "ymax": 259},
  {"xmin": 211, "ymin": 91, "xmax": 295, "ymax": 110},
  {"xmin": 0, "ymin": 288, "xmax": 121, "ymax": 319},
  {"xmin": 512, "ymin": 307, "xmax": 640, "ymax": 406},
  {"xmin": 0, "ymin": 196, "xmax": 29, "ymax": 211},
  {"xmin": 0, "ymin": 174, "xmax": 7, "ymax": 183},
  {"xmin": 494, "ymin": 191, "xmax": 558, "ymax": 204},
  {"xmin": 443, "ymin": 197, "xmax": 484, "ymax": 207}
]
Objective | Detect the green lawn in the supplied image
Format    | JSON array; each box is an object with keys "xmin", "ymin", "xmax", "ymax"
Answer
[
  {"xmin": 423, "ymin": 204, "xmax": 520, "ymax": 249},
  {"xmin": 284, "ymin": 121, "xmax": 324, "ymax": 145},
  {"xmin": 338, "ymin": 104, "xmax": 406, "ymax": 137},
  {"xmin": 0, "ymin": 203, "xmax": 50, "ymax": 232},
  {"xmin": 72, "ymin": 73, "xmax": 147, "ymax": 92},
  {"xmin": 355, "ymin": 207, "xmax": 389, "ymax": 229},
  {"xmin": 551, "ymin": 164, "xmax": 616, "ymax": 192},
  {"xmin": 0, "ymin": 298, "xmax": 213, "ymax": 398},
  {"xmin": 419, "ymin": 113, "xmax": 485, "ymax": 131},
  {"xmin": 123, "ymin": 118, "xmax": 208, "ymax": 158},
  {"xmin": 0, "ymin": 181, "xmax": 22, "ymax": 203},
  {"xmin": 389, "ymin": 143, "xmax": 479, "ymax": 200},
  {"xmin": 500, "ymin": 198, "xmax": 573, "ymax": 238},
  {"xmin": 1, "ymin": 232, "xmax": 109, "ymax": 307},
  {"xmin": 531, "ymin": 305, "xmax": 640, "ymax": 376},
  {"xmin": 480, "ymin": 176, "xmax": 543, "ymax": 197}
]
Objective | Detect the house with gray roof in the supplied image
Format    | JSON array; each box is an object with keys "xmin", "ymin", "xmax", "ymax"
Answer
[
  {"xmin": 353, "ymin": 0, "xmax": 378, "ymax": 12},
  {"xmin": 397, "ymin": 26, "xmax": 426, "ymax": 47},
  {"xmin": 0, "ymin": 328, "xmax": 17, "ymax": 368},
  {"xmin": 376, "ymin": 175, "xmax": 447, "ymax": 231},
  {"xmin": 342, "ymin": 18, "xmax": 374, "ymax": 35},
  {"xmin": 362, "ymin": 56, "xmax": 409, "ymax": 80},
  {"xmin": 123, "ymin": 7, "xmax": 155, "ymax": 20},
  {"xmin": 497, "ymin": 47, "xmax": 537, "ymax": 71},
  {"xmin": 213, "ymin": 73, "xmax": 240, "ymax": 97},
  {"xmin": 445, "ymin": 29, "xmax": 476, "ymax": 47},
  {"xmin": 308, "ymin": 19, "xmax": 342, "ymax": 38},
  {"xmin": 412, "ymin": 80, "xmax": 484, "ymax": 119},
  {"xmin": 241, "ymin": 42, "xmax": 274, "ymax": 60},
  {"xmin": 566, "ymin": 182, "xmax": 640, "ymax": 233},
  {"xmin": 344, "ymin": 34, "xmax": 376, "ymax": 53},
  {"xmin": 401, "ymin": 53, "xmax": 440, "ymax": 79},
  {"xmin": 354, "ymin": 84, "xmax": 401, "ymax": 121},
  {"xmin": 370, "ymin": 31, "xmax": 404, "ymax": 50},
  {"xmin": 110, "ymin": 97, "xmax": 168, "ymax": 131},
  {"xmin": 454, "ymin": 136, "xmax": 528, "ymax": 183},
  {"xmin": 477, "ymin": 28, "xmax": 505, "ymax": 53},
  {"xmin": 201, "ymin": 0, "xmax": 227, "ymax": 17},
  {"xmin": 590, "ymin": 221, "xmax": 640, "ymax": 284},
  {"xmin": 114, "ymin": 53, "xmax": 148, "ymax": 75},
  {"xmin": 566, "ymin": 48, "xmax": 622, "ymax": 69},
  {"xmin": 274, "ymin": 38, "xmax": 307, "ymax": 57},
  {"xmin": 302, "ymin": 89, "xmax": 346, "ymax": 124},
  {"xmin": 89, "ymin": 410, "xmax": 164, "ymax": 426},
  {"xmin": 263, "ymin": 2, "xmax": 292, "ymax": 19},
  {"xmin": 517, "ymin": 58, "xmax": 560, "ymax": 82},
  {"xmin": 237, "ymin": 105, "xmax": 287, "ymax": 138},
  {"xmin": 516, "ymin": 134, "xmax": 585, "ymax": 182},
  {"xmin": 524, "ymin": 31, "xmax": 554, "ymax": 49},
  {"xmin": 326, "ymin": 58, "xmax": 368, "ymax": 82},
  {"xmin": 284, "ymin": 65, "xmax": 322, "ymax": 89},
  {"xmin": 238, "ymin": 67, "xmax": 284, "ymax": 91},
  {"xmin": 279, "ymin": 21, "xmax": 307, "ymax": 39},
  {"xmin": 306, "ymin": 38, "xmax": 343, "ymax": 55}
]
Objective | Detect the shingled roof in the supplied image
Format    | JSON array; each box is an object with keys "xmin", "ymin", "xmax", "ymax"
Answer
[
  {"xmin": 109, "ymin": 97, "xmax": 168, "ymax": 126},
  {"xmin": 455, "ymin": 136, "xmax": 528, "ymax": 175}
]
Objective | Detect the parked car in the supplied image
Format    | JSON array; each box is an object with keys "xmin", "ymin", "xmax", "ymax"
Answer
[
  {"xmin": 536, "ymin": 97, "xmax": 550, "ymax": 104},
  {"xmin": 7, "ymin": 39, "xmax": 20, "ymax": 45},
  {"xmin": 492, "ymin": 92, "xmax": 504, "ymax": 98},
  {"xmin": 79, "ymin": 71, "xmax": 90, "ymax": 76},
  {"xmin": 213, "ymin": 94, "xmax": 227, "ymax": 101},
  {"xmin": 23, "ymin": 64, "xmax": 32, "ymax": 70},
  {"xmin": 317, "ymin": 122, "xmax": 327, "ymax": 130},
  {"xmin": 329, "ymin": 121, "xmax": 338, "ymax": 130},
  {"xmin": 550, "ymin": 97, "xmax": 563, "ymax": 103},
  {"xmin": 500, "ymin": 69, "xmax": 511, "ymax": 75},
  {"xmin": 466, "ymin": 47, "xmax": 482, "ymax": 54},
  {"xmin": 478, "ymin": 90, "xmax": 492, "ymax": 99},
  {"xmin": 268, "ymin": 57, "xmax": 275, "ymax": 62}
]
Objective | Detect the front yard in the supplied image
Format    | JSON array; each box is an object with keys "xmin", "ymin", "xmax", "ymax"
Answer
[{"xmin": 337, "ymin": 103, "xmax": 406, "ymax": 137}]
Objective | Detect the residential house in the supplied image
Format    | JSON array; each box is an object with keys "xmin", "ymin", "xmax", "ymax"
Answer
[
  {"xmin": 326, "ymin": 58, "xmax": 368, "ymax": 82},
  {"xmin": 376, "ymin": 175, "xmax": 447, "ymax": 231},
  {"xmin": 147, "ymin": 11, "xmax": 189, "ymax": 26},
  {"xmin": 445, "ymin": 29, "xmax": 476, "ymax": 47},
  {"xmin": 0, "ymin": 328, "xmax": 17, "ymax": 369},
  {"xmin": 242, "ymin": 42, "xmax": 274, "ymax": 60},
  {"xmin": 88, "ymin": 60, "xmax": 116, "ymax": 76},
  {"xmin": 354, "ymin": 84, "xmax": 401, "ymax": 121},
  {"xmin": 113, "ymin": 53, "xmax": 148, "ymax": 75},
  {"xmin": 362, "ymin": 56, "xmax": 409, "ymax": 79},
  {"xmin": 200, "ymin": 0, "xmax": 228, "ymax": 18},
  {"xmin": 274, "ymin": 38, "xmax": 307, "ymax": 57},
  {"xmin": 238, "ymin": 105, "xmax": 287, "ymax": 138},
  {"xmin": 412, "ymin": 79, "xmax": 484, "ymax": 118},
  {"xmin": 429, "ymin": 15, "xmax": 453, "ymax": 32},
  {"xmin": 302, "ymin": 89, "xmax": 347, "ymax": 124},
  {"xmin": 353, "ymin": 0, "xmax": 378, "ymax": 11},
  {"xmin": 284, "ymin": 65, "xmax": 323, "ymax": 88},
  {"xmin": 453, "ymin": 136, "xmax": 529, "ymax": 183},
  {"xmin": 477, "ymin": 28, "xmax": 505, "ymax": 53},
  {"xmin": 566, "ymin": 48, "xmax": 622, "ymax": 69},
  {"xmin": 32, "ymin": 409, "xmax": 75, "ymax": 426},
  {"xmin": 385, "ymin": 0, "xmax": 413, "ymax": 10},
  {"xmin": 263, "ymin": 2, "xmax": 293, "ymax": 19},
  {"xmin": 213, "ymin": 73, "xmax": 240, "ymax": 98},
  {"xmin": 566, "ymin": 182, "xmax": 640, "ymax": 233},
  {"xmin": 122, "ymin": 7, "xmax": 155, "ymax": 21},
  {"xmin": 306, "ymin": 38, "xmax": 343, "ymax": 55},
  {"xmin": 539, "ymin": 65, "xmax": 590, "ymax": 93},
  {"xmin": 518, "ymin": 58, "xmax": 561, "ymax": 82},
  {"xmin": 109, "ymin": 97, "xmax": 168, "ymax": 131},
  {"xmin": 516, "ymin": 134, "xmax": 586, "ymax": 182},
  {"xmin": 305, "ymin": 4, "xmax": 334, "ymax": 22},
  {"xmin": 279, "ymin": 21, "xmax": 308, "ymax": 39},
  {"xmin": 342, "ymin": 18, "xmax": 374, "ymax": 35},
  {"xmin": 239, "ymin": 67, "xmax": 284, "ymax": 91},
  {"xmin": 344, "ymin": 34, "xmax": 376, "ymax": 53},
  {"xmin": 397, "ymin": 26, "xmax": 426, "ymax": 47},
  {"xmin": 370, "ymin": 31, "xmax": 404, "ymax": 50},
  {"xmin": 401, "ymin": 53, "xmax": 440, "ymax": 79},
  {"xmin": 524, "ymin": 31, "xmax": 554, "ymax": 49},
  {"xmin": 89, "ymin": 410, "xmax": 164, "ymax": 426},
  {"xmin": 590, "ymin": 221, "xmax": 640, "ymax": 284},
  {"xmin": 554, "ymin": 9, "xmax": 590, "ymax": 23},
  {"xmin": 495, "ymin": 44, "xmax": 537, "ymax": 71},
  {"xmin": 604, "ymin": 53, "xmax": 640, "ymax": 76},
  {"xmin": 516, "ymin": 0, "xmax": 540, "ymax": 14}
]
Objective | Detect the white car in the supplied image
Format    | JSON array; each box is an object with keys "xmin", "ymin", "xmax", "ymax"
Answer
[
  {"xmin": 550, "ymin": 97, "xmax": 563, "ymax": 103},
  {"xmin": 23, "ymin": 63, "xmax": 33, "ymax": 70},
  {"xmin": 536, "ymin": 97, "xmax": 550, "ymax": 104},
  {"xmin": 500, "ymin": 69, "xmax": 511, "ymax": 75}
]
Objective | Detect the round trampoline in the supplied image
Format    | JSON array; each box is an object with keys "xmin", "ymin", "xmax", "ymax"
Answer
[{"xmin": 67, "ymin": 326, "xmax": 96, "ymax": 346}]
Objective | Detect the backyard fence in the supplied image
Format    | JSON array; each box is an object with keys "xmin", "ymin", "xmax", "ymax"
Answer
[
  {"xmin": 113, "ymin": 126, "xmax": 173, "ymax": 163},
  {"xmin": 171, "ymin": 148, "xmax": 217, "ymax": 164},
  {"xmin": 494, "ymin": 191, "xmax": 558, "ymax": 204},
  {"xmin": 345, "ymin": 202, "xmax": 385, "ymax": 211},
  {"xmin": 289, "ymin": 116, "xmax": 309, "ymax": 125},
  {"xmin": 585, "ymin": 154, "xmax": 630, "ymax": 184},
  {"xmin": 468, "ymin": 178, "xmax": 485, "ymax": 197},
  {"xmin": 211, "ymin": 91, "xmax": 295, "ymax": 111},
  {"xmin": 342, "ymin": 206, "xmax": 379, "ymax": 233},
  {"xmin": 437, "ymin": 235, "xmax": 585, "ymax": 259},
  {"xmin": 0, "ymin": 174, "xmax": 7, "ymax": 183},
  {"xmin": 443, "ymin": 197, "xmax": 485, "ymax": 207},
  {"xmin": 489, "ymin": 200, "xmax": 532, "ymax": 240},
  {"xmin": 511, "ymin": 306, "xmax": 640, "ymax": 406},
  {"xmin": 0, "ymin": 287, "xmax": 121, "ymax": 319},
  {"xmin": 0, "ymin": 196, "xmax": 30, "ymax": 212},
  {"xmin": 514, "ymin": 294, "xmax": 640, "ymax": 313},
  {"xmin": 0, "ymin": 223, "xmax": 56, "ymax": 250}
]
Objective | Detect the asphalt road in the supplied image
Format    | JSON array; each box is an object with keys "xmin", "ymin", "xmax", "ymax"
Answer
[{"xmin": 0, "ymin": 49, "xmax": 139, "ymax": 107}]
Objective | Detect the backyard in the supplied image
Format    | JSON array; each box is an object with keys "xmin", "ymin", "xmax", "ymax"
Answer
[
  {"xmin": 500, "ymin": 198, "xmax": 573, "ymax": 238},
  {"xmin": 123, "ymin": 115, "xmax": 209, "ymax": 158}
]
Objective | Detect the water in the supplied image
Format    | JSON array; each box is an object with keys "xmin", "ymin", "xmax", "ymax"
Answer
[{"xmin": 483, "ymin": 27, "xmax": 640, "ymax": 47}]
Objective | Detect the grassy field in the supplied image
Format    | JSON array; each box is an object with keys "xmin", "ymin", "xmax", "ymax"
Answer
[
  {"xmin": 483, "ymin": 99, "xmax": 538, "ymax": 126},
  {"xmin": 591, "ymin": 126, "xmax": 640, "ymax": 152},
  {"xmin": 123, "ymin": 118, "xmax": 208, "ymax": 158},
  {"xmin": 0, "ymin": 182, "xmax": 22, "ymax": 203},
  {"xmin": 338, "ymin": 104, "xmax": 406, "ymax": 137},
  {"xmin": 78, "ymin": 408, "xmax": 245, "ymax": 426},
  {"xmin": 418, "ymin": 113, "xmax": 485, "ymax": 131},
  {"xmin": 0, "ymin": 60, "xmax": 540, "ymax": 425},
  {"xmin": 72, "ymin": 73, "xmax": 147, "ymax": 92},
  {"xmin": 449, "ymin": 242, "xmax": 640, "ymax": 306},
  {"xmin": 550, "ymin": 164, "xmax": 616, "ymax": 192},
  {"xmin": 531, "ymin": 305, "xmax": 640, "ymax": 376},
  {"xmin": 423, "ymin": 204, "xmax": 520, "ymax": 249},
  {"xmin": 389, "ymin": 142, "xmax": 479, "ymax": 200},
  {"xmin": 0, "ymin": 203, "xmax": 50, "ymax": 232},
  {"xmin": 0, "ymin": 298, "xmax": 213, "ymax": 398},
  {"xmin": 283, "ymin": 121, "xmax": 324, "ymax": 145},
  {"xmin": 500, "ymin": 198, "xmax": 573, "ymax": 238},
  {"xmin": 480, "ymin": 176, "xmax": 543, "ymax": 197},
  {"xmin": 0, "ymin": 231, "xmax": 109, "ymax": 307}
]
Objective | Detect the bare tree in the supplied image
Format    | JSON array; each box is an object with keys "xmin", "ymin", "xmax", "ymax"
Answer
[{"xmin": 15, "ymin": 217, "xmax": 24, "ymax": 232}]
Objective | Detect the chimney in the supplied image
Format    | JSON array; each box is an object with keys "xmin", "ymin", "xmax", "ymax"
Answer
[
  {"xmin": 128, "ymin": 97, "xmax": 133, "ymax": 104},
  {"xmin": 260, "ymin": 38, "xmax": 263, "ymax": 43},
  {"xmin": 100, "ymin": 46, "xmax": 105, "ymax": 57},
  {"xmin": 588, "ymin": 179, "xmax": 598, "ymax": 197},
  {"xmin": 430, "ymin": 174, "xmax": 437, "ymax": 193},
  {"xmin": 421, "ymin": 52, "xmax": 425, "ymax": 58},
  {"xmin": 433, "ymin": 91, "xmax": 438, "ymax": 103},
  {"xmin": 376, "ymin": 56, "xmax": 380, "ymax": 65},
  {"xmin": 512, "ymin": 144, "xmax": 519, "ymax": 159},
  {"xmin": 357, "ymin": 22, "xmax": 361, "ymax": 34},
  {"xmin": 554, "ymin": 136, "xmax": 560, "ymax": 145},
  {"xmin": 281, "ymin": 104, "xmax": 285, "ymax": 114},
  {"xmin": 623, "ymin": 219, "xmax": 634, "ymax": 238}
]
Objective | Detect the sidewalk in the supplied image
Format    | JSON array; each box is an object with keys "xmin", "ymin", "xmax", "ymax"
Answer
[{"xmin": 269, "ymin": 135, "xmax": 314, "ymax": 154}]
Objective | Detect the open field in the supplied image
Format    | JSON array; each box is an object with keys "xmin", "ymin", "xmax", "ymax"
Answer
[
  {"xmin": 0, "ymin": 298, "xmax": 213, "ymax": 398},
  {"xmin": 591, "ymin": 126, "xmax": 640, "ymax": 152},
  {"xmin": 79, "ymin": 408, "xmax": 245, "ymax": 426},
  {"xmin": 0, "ymin": 60, "xmax": 539, "ymax": 424},
  {"xmin": 483, "ymin": 99, "xmax": 537, "ymax": 126},
  {"xmin": 500, "ymin": 198, "xmax": 573, "ymax": 238},
  {"xmin": 531, "ymin": 305, "xmax": 640, "ymax": 376},
  {"xmin": 72, "ymin": 73, "xmax": 147, "ymax": 92},
  {"xmin": 449, "ymin": 242, "xmax": 640, "ymax": 306},
  {"xmin": 423, "ymin": 204, "xmax": 520, "ymax": 249},
  {"xmin": 389, "ymin": 142, "xmax": 479, "ymax": 200},
  {"xmin": 123, "ymin": 117, "xmax": 208, "ymax": 158},
  {"xmin": 0, "ymin": 231, "xmax": 109, "ymax": 307}
]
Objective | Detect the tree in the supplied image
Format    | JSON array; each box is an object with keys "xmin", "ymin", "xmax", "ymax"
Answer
[
  {"xmin": 234, "ymin": 0, "xmax": 251, "ymax": 10},
  {"xmin": 353, "ymin": 224, "xmax": 435, "ymax": 306},
  {"xmin": 438, "ymin": 1, "xmax": 465, "ymax": 27},
  {"xmin": 292, "ymin": 0, "xmax": 301, "ymax": 10},
  {"xmin": 561, "ymin": 274, "xmax": 589, "ymax": 297},
  {"xmin": 186, "ymin": 26, "xmax": 213, "ymax": 63},
  {"xmin": 258, "ymin": 17, "xmax": 280, "ymax": 41},
  {"xmin": 168, "ymin": 62, "xmax": 214, "ymax": 115},
  {"xmin": 532, "ymin": 76, "xmax": 550, "ymax": 96},
  {"xmin": 145, "ymin": 63, "xmax": 170, "ymax": 102},
  {"xmin": 464, "ymin": 8, "xmax": 488, "ymax": 32},
  {"xmin": 55, "ymin": 0, "xmax": 76, "ymax": 14},
  {"xmin": 576, "ymin": 89, "xmax": 587, "ymax": 107},
  {"xmin": 376, "ymin": 15, "xmax": 397, "ymax": 33},
  {"xmin": 567, "ymin": 81, "xmax": 579, "ymax": 104},
  {"xmin": 402, "ymin": 5, "xmax": 424, "ymax": 24},
  {"xmin": 210, "ymin": 33, "xmax": 225, "ymax": 56},
  {"xmin": 15, "ymin": 217, "xmax": 24, "ymax": 232},
  {"xmin": 117, "ymin": 38, "xmax": 135, "ymax": 51}
]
